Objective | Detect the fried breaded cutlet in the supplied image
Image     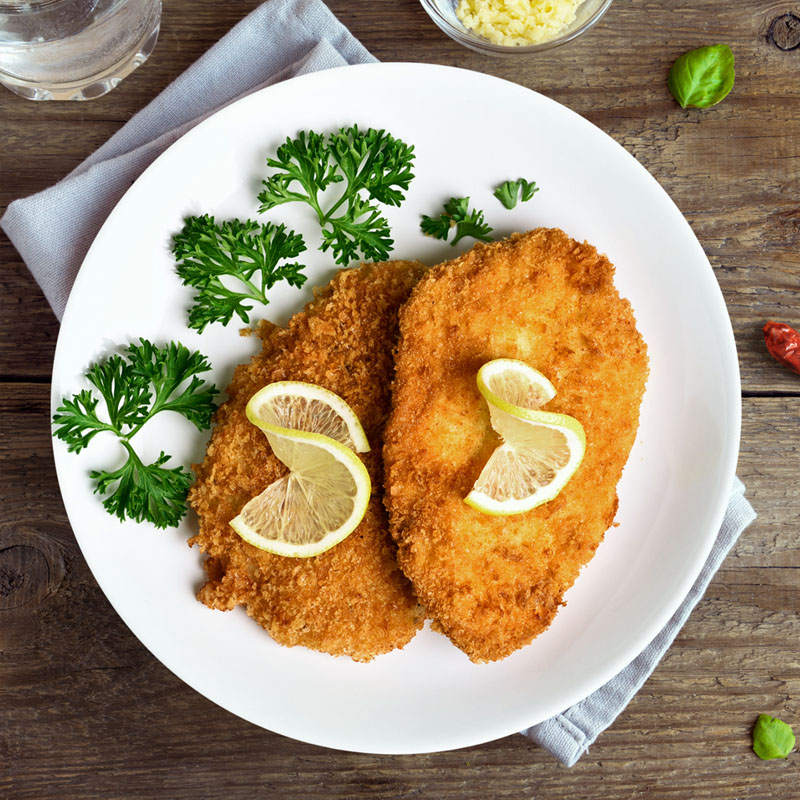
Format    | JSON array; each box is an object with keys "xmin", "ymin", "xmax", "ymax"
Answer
[
  {"xmin": 383, "ymin": 228, "xmax": 649, "ymax": 663},
  {"xmin": 189, "ymin": 260, "xmax": 427, "ymax": 662}
]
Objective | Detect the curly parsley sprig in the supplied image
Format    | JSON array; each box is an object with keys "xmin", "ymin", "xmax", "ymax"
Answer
[
  {"xmin": 420, "ymin": 197, "xmax": 494, "ymax": 246},
  {"xmin": 257, "ymin": 125, "xmax": 416, "ymax": 266},
  {"xmin": 172, "ymin": 215, "xmax": 308, "ymax": 333},
  {"xmin": 52, "ymin": 340, "xmax": 219, "ymax": 529}
]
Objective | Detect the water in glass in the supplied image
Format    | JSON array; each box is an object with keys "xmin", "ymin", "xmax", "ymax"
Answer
[{"xmin": 0, "ymin": 0, "xmax": 161, "ymax": 100}]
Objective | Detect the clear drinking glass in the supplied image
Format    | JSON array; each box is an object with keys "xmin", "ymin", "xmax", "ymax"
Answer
[{"xmin": 0, "ymin": 0, "xmax": 161, "ymax": 100}]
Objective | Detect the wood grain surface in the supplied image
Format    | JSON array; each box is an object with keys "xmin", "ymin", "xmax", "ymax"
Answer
[{"xmin": 2, "ymin": 1, "xmax": 799, "ymax": 797}]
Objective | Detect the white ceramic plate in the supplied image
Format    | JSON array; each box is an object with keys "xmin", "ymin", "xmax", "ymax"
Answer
[{"xmin": 51, "ymin": 63, "xmax": 740, "ymax": 754}]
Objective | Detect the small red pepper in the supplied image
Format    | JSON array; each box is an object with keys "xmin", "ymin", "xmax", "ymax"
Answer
[{"xmin": 763, "ymin": 321, "xmax": 800, "ymax": 375}]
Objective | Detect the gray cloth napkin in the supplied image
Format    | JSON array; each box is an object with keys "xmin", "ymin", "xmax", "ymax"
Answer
[{"xmin": 1, "ymin": 0, "xmax": 757, "ymax": 766}]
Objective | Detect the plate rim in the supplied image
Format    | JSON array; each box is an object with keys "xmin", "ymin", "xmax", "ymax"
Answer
[{"xmin": 51, "ymin": 61, "xmax": 742, "ymax": 754}]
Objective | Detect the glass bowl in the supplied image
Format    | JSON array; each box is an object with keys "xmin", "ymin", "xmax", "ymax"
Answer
[{"xmin": 419, "ymin": 0, "xmax": 613, "ymax": 56}]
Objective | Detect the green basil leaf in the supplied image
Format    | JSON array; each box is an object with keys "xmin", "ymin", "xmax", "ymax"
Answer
[
  {"xmin": 668, "ymin": 44, "xmax": 735, "ymax": 109},
  {"xmin": 753, "ymin": 714, "xmax": 795, "ymax": 760}
]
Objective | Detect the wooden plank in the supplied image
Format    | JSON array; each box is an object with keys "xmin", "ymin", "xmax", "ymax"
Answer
[
  {"xmin": 0, "ymin": 253, "xmax": 59, "ymax": 379},
  {"xmin": 3, "ymin": 0, "xmax": 800, "ymax": 795}
]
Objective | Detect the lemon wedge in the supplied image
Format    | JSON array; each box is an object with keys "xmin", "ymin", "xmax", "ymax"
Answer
[
  {"xmin": 230, "ymin": 382, "xmax": 371, "ymax": 558},
  {"xmin": 465, "ymin": 359, "xmax": 585, "ymax": 515}
]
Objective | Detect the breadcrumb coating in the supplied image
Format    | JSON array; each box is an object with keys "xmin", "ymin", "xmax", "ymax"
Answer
[
  {"xmin": 189, "ymin": 260, "xmax": 427, "ymax": 662},
  {"xmin": 384, "ymin": 229, "xmax": 649, "ymax": 663}
]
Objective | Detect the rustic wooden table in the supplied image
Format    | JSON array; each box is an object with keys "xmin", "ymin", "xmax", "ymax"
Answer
[{"xmin": 2, "ymin": 1, "xmax": 799, "ymax": 797}]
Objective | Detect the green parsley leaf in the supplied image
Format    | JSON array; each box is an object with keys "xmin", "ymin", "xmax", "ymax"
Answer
[
  {"xmin": 668, "ymin": 44, "xmax": 735, "ymax": 109},
  {"xmin": 257, "ymin": 125, "xmax": 415, "ymax": 266},
  {"xmin": 172, "ymin": 215, "xmax": 307, "ymax": 333},
  {"xmin": 420, "ymin": 197, "xmax": 494, "ymax": 245},
  {"xmin": 51, "ymin": 389, "xmax": 117, "ymax": 454},
  {"xmin": 85, "ymin": 354, "xmax": 151, "ymax": 432},
  {"xmin": 320, "ymin": 194, "xmax": 392, "ymax": 265},
  {"xmin": 256, "ymin": 130, "xmax": 342, "ymax": 209},
  {"xmin": 753, "ymin": 714, "xmax": 795, "ymax": 760},
  {"xmin": 52, "ymin": 340, "xmax": 219, "ymax": 529},
  {"xmin": 126, "ymin": 340, "xmax": 218, "ymax": 432},
  {"xmin": 494, "ymin": 178, "xmax": 539, "ymax": 210},
  {"xmin": 92, "ymin": 446, "xmax": 194, "ymax": 530},
  {"xmin": 419, "ymin": 211, "xmax": 453, "ymax": 241}
]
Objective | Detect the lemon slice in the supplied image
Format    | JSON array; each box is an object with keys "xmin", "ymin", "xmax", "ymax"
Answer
[
  {"xmin": 245, "ymin": 381, "xmax": 370, "ymax": 453},
  {"xmin": 230, "ymin": 382, "xmax": 371, "ymax": 558},
  {"xmin": 465, "ymin": 359, "xmax": 585, "ymax": 515}
]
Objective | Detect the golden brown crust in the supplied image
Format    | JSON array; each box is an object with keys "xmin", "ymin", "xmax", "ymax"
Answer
[
  {"xmin": 189, "ymin": 260, "xmax": 427, "ymax": 661},
  {"xmin": 383, "ymin": 229, "xmax": 649, "ymax": 663}
]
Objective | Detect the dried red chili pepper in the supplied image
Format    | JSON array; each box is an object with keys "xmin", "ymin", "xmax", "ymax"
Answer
[{"xmin": 763, "ymin": 321, "xmax": 800, "ymax": 375}]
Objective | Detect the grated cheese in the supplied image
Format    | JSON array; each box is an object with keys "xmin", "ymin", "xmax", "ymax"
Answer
[{"xmin": 456, "ymin": 0, "xmax": 582, "ymax": 47}]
